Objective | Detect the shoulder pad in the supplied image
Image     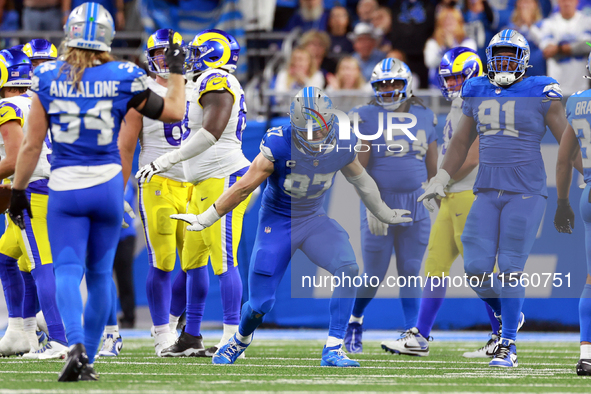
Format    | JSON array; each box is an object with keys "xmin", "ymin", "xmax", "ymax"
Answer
[{"xmin": 0, "ymin": 101, "xmax": 25, "ymax": 127}]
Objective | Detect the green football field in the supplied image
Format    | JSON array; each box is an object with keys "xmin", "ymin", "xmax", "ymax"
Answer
[{"xmin": 0, "ymin": 334, "xmax": 587, "ymax": 393}]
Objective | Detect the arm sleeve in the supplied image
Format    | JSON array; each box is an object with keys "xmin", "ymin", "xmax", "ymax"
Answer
[{"xmin": 345, "ymin": 169, "xmax": 391, "ymax": 221}]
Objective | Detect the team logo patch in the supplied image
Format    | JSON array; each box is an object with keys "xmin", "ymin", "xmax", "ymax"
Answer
[
  {"xmin": 313, "ymin": 160, "xmax": 319, "ymax": 167},
  {"xmin": 264, "ymin": 227, "xmax": 271, "ymax": 233},
  {"xmin": 155, "ymin": 190, "xmax": 161, "ymax": 196},
  {"xmin": 10, "ymin": 71, "xmax": 19, "ymax": 77},
  {"xmin": 495, "ymin": 88, "xmax": 501, "ymax": 94}
]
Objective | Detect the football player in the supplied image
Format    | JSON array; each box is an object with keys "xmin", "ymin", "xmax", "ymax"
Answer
[
  {"xmin": 119, "ymin": 28, "xmax": 193, "ymax": 357},
  {"xmin": 22, "ymin": 39, "xmax": 58, "ymax": 68},
  {"xmin": 172, "ymin": 87, "xmax": 412, "ymax": 366},
  {"xmin": 343, "ymin": 58, "xmax": 438, "ymax": 354},
  {"xmin": 0, "ymin": 49, "xmax": 67, "ymax": 359},
  {"xmin": 420, "ymin": 29, "xmax": 569, "ymax": 367},
  {"xmin": 136, "ymin": 29, "xmax": 250, "ymax": 358},
  {"xmin": 8, "ymin": 2, "xmax": 186, "ymax": 381},
  {"xmin": 554, "ymin": 52, "xmax": 591, "ymax": 376}
]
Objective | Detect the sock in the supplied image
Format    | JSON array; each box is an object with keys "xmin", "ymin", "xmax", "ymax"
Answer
[
  {"xmin": 499, "ymin": 283, "xmax": 525, "ymax": 341},
  {"xmin": 7, "ymin": 317, "xmax": 24, "ymax": 330},
  {"xmin": 482, "ymin": 297, "xmax": 502, "ymax": 315},
  {"xmin": 238, "ymin": 301, "xmax": 264, "ymax": 339},
  {"xmin": 54, "ymin": 264, "xmax": 85, "ymax": 351},
  {"xmin": 485, "ymin": 302, "xmax": 501, "ymax": 334},
  {"xmin": 328, "ymin": 265, "xmax": 357, "ymax": 339},
  {"xmin": 579, "ymin": 284, "xmax": 591, "ymax": 343},
  {"xmin": 170, "ymin": 270, "xmax": 187, "ymax": 318},
  {"xmin": 21, "ymin": 271, "xmax": 37, "ymax": 318},
  {"xmin": 31, "ymin": 264, "xmax": 67, "ymax": 344},
  {"xmin": 146, "ymin": 266, "xmax": 172, "ymax": 326},
  {"xmin": 581, "ymin": 344, "xmax": 591, "ymax": 359},
  {"xmin": 23, "ymin": 317, "xmax": 37, "ymax": 350},
  {"xmin": 185, "ymin": 266, "xmax": 209, "ymax": 337},
  {"xmin": 218, "ymin": 264, "xmax": 242, "ymax": 326},
  {"xmin": 415, "ymin": 277, "xmax": 447, "ymax": 336},
  {"xmin": 106, "ymin": 277, "xmax": 118, "ymax": 326},
  {"xmin": 349, "ymin": 315, "xmax": 363, "ymax": 324},
  {"xmin": 216, "ymin": 323, "xmax": 238, "ymax": 347},
  {"xmin": 235, "ymin": 331, "xmax": 252, "ymax": 344},
  {"xmin": 326, "ymin": 336, "xmax": 343, "ymax": 348},
  {"xmin": 169, "ymin": 314, "xmax": 180, "ymax": 333},
  {"xmin": 0, "ymin": 254, "xmax": 24, "ymax": 318},
  {"xmin": 84, "ymin": 269, "xmax": 113, "ymax": 364},
  {"xmin": 104, "ymin": 325, "xmax": 119, "ymax": 336}
]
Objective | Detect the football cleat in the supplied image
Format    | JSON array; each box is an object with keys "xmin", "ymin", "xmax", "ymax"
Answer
[
  {"xmin": 321, "ymin": 345, "xmax": 360, "ymax": 367},
  {"xmin": 160, "ymin": 330, "xmax": 204, "ymax": 357},
  {"xmin": 0, "ymin": 327, "xmax": 30, "ymax": 357},
  {"xmin": 58, "ymin": 343, "xmax": 89, "ymax": 382},
  {"xmin": 195, "ymin": 345, "xmax": 246, "ymax": 358},
  {"xmin": 344, "ymin": 322, "xmax": 363, "ymax": 354},
  {"xmin": 381, "ymin": 327, "xmax": 430, "ymax": 356},
  {"xmin": 98, "ymin": 334, "xmax": 123, "ymax": 357},
  {"xmin": 576, "ymin": 359, "xmax": 591, "ymax": 376},
  {"xmin": 212, "ymin": 334, "xmax": 249, "ymax": 364},
  {"xmin": 495, "ymin": 312, "xmax": 525, "ymax": 337},
  {"xmin": 489, "ymin": 338, "xmax": 518, "ymax": 367},
  {"xmin": 23, "ymin": 340, "xmax": 69, "ymax": 360},
  {"xmin": 79, "ymin": 364, "xmax": 99, "ymax": 381},
  {"xmin": 152, "ymin": 326, "xmax": 177, "ymax": 357},
  {"xmin": 37, "ymin": 330, "xmax": 47, "ymax": 347},
  {"xmin": 462, "ymin": 333, "xmax": 499, "ymax": 358}
]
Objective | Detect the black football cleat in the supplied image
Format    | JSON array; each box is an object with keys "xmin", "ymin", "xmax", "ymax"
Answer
[
  {"xmin": 160, "ymin": 330, "xmax": 204, "ymax": 357},
  {"xmin": 194, "ymin": 345, "xmax": 218, "ymax": 357},
  {"xmin": 58, "ymin": 343, "xmax": 88, "ymax": 382},
  {"xmin": 79, "ymin": 364, "xmax": 99, "ymax": 381},
  {"xmin": 576, "ymin": 359, "xmax": 591, "ymax": 376}
]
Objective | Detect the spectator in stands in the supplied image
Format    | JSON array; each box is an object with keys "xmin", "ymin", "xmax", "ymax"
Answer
[
  {"xmin": 356, "ymin": 0, "xmax": 378, "ymax": 24},
  {"xmin": 18, "ymin": 0, "xmax": 62, "ymax": 32},
  {"xmin": 275, "ymin": 46, "xmax": 325, "ymax": 102},
  {"xmin": 327, "ymin": 5, "xmax": 353, "ymax": 55},
  {"xmin": 0, "ymin": 0, "xmax": 20, "ymax": 31},
  {"xmin": 464, "ymin": 0, "xmax": 496, "ymax": 65},
  {"xmin": 387, "ymin": 49, "xmax": 421, "ymax": 92},
  {"xmin": 424, "ymin": 7, "xmax": 477, "ymax": 87},
  {"xmin": 63, "ymin": 0, "xmax": 125, "ymax": 30},
  {"xmin": 326, "ymin": 56, "xmax": 373, "ymax": 111},
  {"xmin": 300, "ymin": 30, "xmax": 337, "ymax": 75},
  {"xmin": 388, "ymin": 0, "xmax": 436, "ymax": 88},
  {"xmin": 349, "ymin": 22, "xmax": 386, "ymax": 81},
  {"xmin": 286, "ymin": 0, "xmax": 330, "ymax": 32},
  {"xmin": 505, "ymin": 0, "xmax": 546, "ymax": 76},
  {"xmin": 537, "ymin": 0, "xmax": 591, "ymax": 96},
  {"xmin": 371, "ymin": 6, "xmax": 393, "ymax": 53}
]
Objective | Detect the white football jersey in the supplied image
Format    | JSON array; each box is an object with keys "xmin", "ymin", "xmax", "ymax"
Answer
[
  {"xmin": 0, "ymin": 94, "xmax": 51, "ymax": 182},
  {"xmin": 183, "ymin": 69, "xmax": 250, "ymax": 184},
  {"xmin": 440, "ymin": 98, "xmax": 478, "ymax": 193},
  {"xmin": 138, "ymin": 78, "xmax": 194, "ymax": 183}
]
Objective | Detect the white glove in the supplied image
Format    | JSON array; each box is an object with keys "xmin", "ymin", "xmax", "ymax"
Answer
[
  {"xmin": 417, "ymin": 169, "xmax": 451, "ymax": 213},
  {"xmin": 171, "ymin": 204, "xmax": 221, "ymax": 232},
  {"xmin": 580, "ymin": 183, "xmax": 587, "ymax": 189},
  {"xmin": 376, "ymin": 207, "xmax": 413, "ymax": 225},
  {"xmin": 366, "ymin": 208, "xmax": 388, "ymax": 236},
  {"xmin": 135, "ymin": 150, "xmax": 181, "ymax": 183},
  {"xmin": 121, "ymin": 200, "xmax": 136, "ymax": 229}
]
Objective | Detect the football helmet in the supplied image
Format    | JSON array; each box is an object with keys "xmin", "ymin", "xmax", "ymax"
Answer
[
  {"xmin": 23, "ymin": 39, "xmax": 58, "ymax": 62},
  {"xmin": 586, "ymin": 51, "xmax": 591, "ymax": 79},
  {"xmin": 486, "ymin": 29, "xmax": 530, "ymax": 86},
  {"xmin": 64, "ymin": 2, "xmax": 115, "ymax": 52},
  {"xmin": 0, "ymin": 49, "xmax": 33, "ymax": 88},
  {"xmin": 438, "ymin": 47, "xmax": 483, "ymax": 100},
  {"xmin": 10, "ymin": 45, "xmax": 24, "ymax": 51},
  {"xmin": 145, "ymin": 29, "xmax": 184, "ymax": 79},
  {"xmin": 370, "ymin": 58, "xmax": 413, "ymax": 110},
  {"xmin": 290, "ymin": 86, "xmax": 336, "ymax": 155},
  {"xmin": 185, "ymin": 29, "xmax": 240, "ymax": 78}
]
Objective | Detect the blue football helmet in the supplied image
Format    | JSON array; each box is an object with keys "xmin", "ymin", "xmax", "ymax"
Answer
[
  {"xmin": 145, "ymin": 29, "xmax": 185, "ymax": 79},
  {"xmin": 290, "ymin": 86, "xmax": 336, "ymax": 155},
  {"xmin": 64, "ymin": 2, "xmax": 115, "ymax": 52},
  {"xmin": 438, "ymin": 47, "xmax": 483, "ymax": 100},
  {"xmin": 22, "ymin": 39, "xmax": 58, "ymax": 63},
  {"xmin": 370, "ymin": 58, "xmax": 413, "ymax": 110},
  {"xmin": 0, "ymin": 49, "xmax": 33, "ymax": 88},
  {"xmin": 185, "ymin": 29, "xmax": 240, "ymax": 78},
  {"xmin": 486, "ymin": 29, "xmax": 530, "ymax": 86},
  {"xmin": 10, "ymin": 45, "xmax": 24, "ymax": 51}
]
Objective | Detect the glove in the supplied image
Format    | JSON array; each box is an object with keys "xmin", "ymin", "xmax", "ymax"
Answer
[
  {"xmin": 366, "ymin": 208, "xmax": 388, "ymax": 236},
  {"xmin": 554, "ymin": 198, "xmax": 575, "ymax": 234},
  {"xmin": 377, "ymin": 208, "xmax": 413, "ymax": 225},
  {"xmin": 165, "ymin": 30, "xmax": 185, "ymax": 75},
  {"xmin": 417, "ymin": 169, "xmax": 451, "ymax": 213},
  {"xmin": 171, "ymin": 204, "xmax": 221, "ymax": 232},
  {"xmin": 8, "ymin": 188, "xmax": 32, "ymax": 230},
  {"xmin": 135, "ymin": 150, "xmax": 181, "ymax": 183},
  {"xmin": 122, "ymin": 200, "xmax": 136, "ymax": 229}
]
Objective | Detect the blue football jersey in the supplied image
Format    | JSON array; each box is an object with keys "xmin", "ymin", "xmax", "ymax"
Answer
[
  {"xmin": 566, "ymin": 89, "xmax": 591, "ymax": 184},
  {"xmin": 461, "ymin": 75, "xmax": 562, "ymax": 196},
  {"xmin": 352, "ymin": 103, "xmax": 437, "ymax": 193},
  {"xmin": 259, "ymin": 124, "xmax": 356, "ymax": 217},
  {"xmin": 31, "ymin": 60, "xmax": 149, "ymax": 170}
]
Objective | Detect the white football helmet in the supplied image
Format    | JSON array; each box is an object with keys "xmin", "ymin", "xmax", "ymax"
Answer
[
  {"xmin": 370, "ymin": 58, "xmax": 413, "ymax": 110},
  {"xmin": 290, "ymin": 86, "xmax": 336, "ymax": 155},
  {"xmin": 64, "ymin": 2, "xmax": 115, "ymax": 52},
  {"xmin": 486, "ymin": 29, "xmax": 530, "ymax": 86}
]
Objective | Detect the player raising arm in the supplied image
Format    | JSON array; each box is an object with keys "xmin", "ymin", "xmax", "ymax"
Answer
[{"xmin": 173, "ymin": 87, "xmax": 411, "ymax": 367}]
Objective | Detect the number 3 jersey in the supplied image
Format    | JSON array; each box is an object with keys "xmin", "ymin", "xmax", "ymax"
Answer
[
  {"xmin": 566, "ymin": 89, "xmax": 591, "ymax": 184},
  {"xmin": 259, "ymin": 124, "xmax": 356, "ymax": 217},
  {"xmin": 139, "ymin": 78, "xmax": 194, "ymax": 183},
  {"xmin": 461, "ymin": 75, "xmax": 563, "ymax": 196},
  {"xmin": 183, "ymin": 69, "xmax": 249, "ymax": 184},
  {"xmin": 0, "ymin": 94, "xmax": 51, "ymax": 182}
]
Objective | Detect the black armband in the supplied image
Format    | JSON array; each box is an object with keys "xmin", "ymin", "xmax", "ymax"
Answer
[{"xmin": 127, "ymin": 89, "xmax": 164, "ymax": 120}]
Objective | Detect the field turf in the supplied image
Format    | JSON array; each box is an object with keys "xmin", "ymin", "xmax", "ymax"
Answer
[{"xmin": 0, "ymin": 331, "xmax": 587, "ymax": 393}]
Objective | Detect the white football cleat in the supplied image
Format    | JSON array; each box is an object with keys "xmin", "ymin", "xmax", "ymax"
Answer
[
  {"xmin": 23, "ymin": 340, "xmax": 69, "ymax": 360},
  {"xmin": 152, "ymin": 327, "xmax": 177, "ymax": 357},
  {"xmin": 381, "ymin": 327, "xmax": 430, "ymax": 356},
  {"xmin": 0, "ymin": 328, "xmax": 31, "ymax": 357},
  {"xmin": 462, "ymin": 334, "xmax": 499, "ymax": 358}
]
